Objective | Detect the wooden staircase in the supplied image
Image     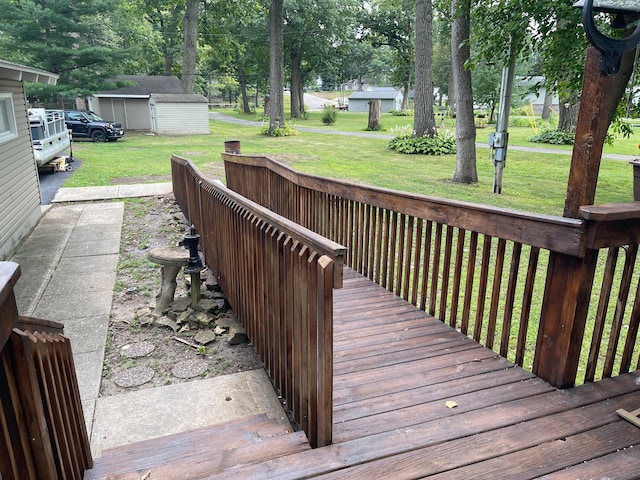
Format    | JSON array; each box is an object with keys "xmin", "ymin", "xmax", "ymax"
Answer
[{"xmin": 83, "ymin": 414, "xmax": 310, "ymax": 479}]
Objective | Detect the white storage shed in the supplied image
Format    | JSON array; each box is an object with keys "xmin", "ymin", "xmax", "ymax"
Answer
[{"xmin": 149, "ymin": 94, "xmax": 210, "ymax": 135}]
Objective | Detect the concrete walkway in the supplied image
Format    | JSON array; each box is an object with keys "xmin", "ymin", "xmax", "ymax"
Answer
[{"xmin": 10, "ymin": 184, "xmax": 289, "ymax": 458}]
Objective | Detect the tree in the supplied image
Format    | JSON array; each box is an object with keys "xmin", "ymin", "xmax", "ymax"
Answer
[
  {"xmin": 181, "ymin": 0, "xmax": 199, "ymax": 94},
  {"xmin": 361, "ymin": 0, "xmax": 415, "ymax": 109},
  {"xmin": 0, "ymin": 0, "xmax": 131, "ymax": 105},
  {"xmin": 269, "ymin": 0, "xmax": 285, "ymax": 132},
  {"xmin": 451, "ymin": 0, "xmax": 477, "ymax": 184},
  {"xmin": 413, "ymin": 0, "xmax": 437, "ymax": 137}
]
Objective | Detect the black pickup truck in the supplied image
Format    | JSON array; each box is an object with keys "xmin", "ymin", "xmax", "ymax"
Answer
[{"xmin": 64, "ymin": 110, "xmax": 125, "ymax": 142}]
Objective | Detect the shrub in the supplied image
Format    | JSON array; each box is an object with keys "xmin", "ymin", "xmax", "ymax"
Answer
[
  {"xmin": 259, "ymin": 121, "xmax": 300, "ymax": 137},
  {"xmin": 389, "ymin": 109, "xmax": 413, "ymax": 116},
  {"xmin": 529, "ymin": 128, "xmax": 574, "ymax": 145},
  {"xmin": 388, "ymin": 130, "xmax": 456, "ymax": 155},
  {"xmin": 321, "ymin": 105, "xmax": 337, "ymax": 125}
]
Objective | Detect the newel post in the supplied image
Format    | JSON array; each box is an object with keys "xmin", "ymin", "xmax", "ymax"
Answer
[{"xmin": 533, "ymin": 48, "xmax": 613, "ymax": 388}]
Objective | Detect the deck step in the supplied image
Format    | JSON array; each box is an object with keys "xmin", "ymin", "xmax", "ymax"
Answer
[{"xmin": 84, "ymin": 414, "xmax": 308, "ymax": 479}]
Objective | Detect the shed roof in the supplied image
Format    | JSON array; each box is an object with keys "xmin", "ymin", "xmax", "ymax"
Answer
[
  {"xmin": 349, "ymin": 90, "xmax": 400, "ymax": 100},
  {"xmin": 0, "ymin": 59, "xmax": 58, "ymax": 84},
  {"xmin": 98, "ymin": 75, "xmax": 183, "ymax": 96},
  {"xmin": 150, "ymin": 93, "xmax": 207, "ymax": 103}
]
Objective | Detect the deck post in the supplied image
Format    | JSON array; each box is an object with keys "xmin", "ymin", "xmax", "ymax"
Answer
[{"xmin": 534, "ymin": 47, "xmax": 619, "ymax": 388}]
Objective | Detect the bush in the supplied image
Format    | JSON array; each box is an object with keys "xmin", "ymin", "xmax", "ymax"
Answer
[
  {"xmin": 529, "ymin": 128, "xmax": 575, "ymax": 145},
  {"xmin": 321, "ymin": 105, "xmax": 337, "ymax": 125},
  {"xmin": 388, "ymin": 130, "xmax": 456, "ymax": 155},
  {"xmin": 259, "ymin": 121, "xmax": 300, "ymax": 137},
  {"xmin": 389, "ymin": 109, "xmax": 413, "ymax": 116}
]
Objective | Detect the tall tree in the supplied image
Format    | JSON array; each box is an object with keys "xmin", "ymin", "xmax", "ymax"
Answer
[
  {"xmin": 0, "ymin": 0, "xmax": 130, "ymax": 104},
  {"xmin": 413, "ymin": 0, "xmax": 436, "ymax": 137},
  {"xmin": 269, "ymin": 0, "xmax": 285, "ymax": 132},
  {"xmin": 182, "ymin": 0, "xmax": 200, "ymax": 94},
  {"xmin": 451, "ymin": 0, "xmax": 477, "ymax": 184},
  {"xmin": 361, "ymin": 0, "xmax": 415, "ymax": 108}
]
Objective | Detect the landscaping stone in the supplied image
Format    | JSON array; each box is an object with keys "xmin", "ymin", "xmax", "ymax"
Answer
[
  {"xmin": 171, "ymin": 358, "xmax": 208, "ymax": 379},
  {"xmin": 120, "ymin": 341, "xmax": 156, "ymax": 358},
  {"xmin": 114, "ymin": 366, "xmax": 155, "ymax": 388}
]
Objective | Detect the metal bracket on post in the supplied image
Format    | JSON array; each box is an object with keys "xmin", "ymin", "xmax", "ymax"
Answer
[
  {"xmin": 490, "ymin": 132, "xmax": 509, "ymax": 194},
  {"xmin": 577, "ymin": 0, "xmax": 640, "ymax": 74}
]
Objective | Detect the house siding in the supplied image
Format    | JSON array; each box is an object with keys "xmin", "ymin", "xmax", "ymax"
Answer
[{"xmin": 0, "ymin": 78, "xmax": 41, "ymax": 260}]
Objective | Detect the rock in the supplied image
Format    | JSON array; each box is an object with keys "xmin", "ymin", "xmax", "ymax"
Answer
[
  {"xmin": 191, "ymin": 311, "xmax": 212, "ymax": 328},
  {"xmin": 120, "ymin": 341, "xmax": 155, "ymax": 358},
  {"xmin": 216, "ymin": 299, "xmax": 227, "ymax": 311},
  {"xmin": 156, "ymin": 316, "xmax": 178, "ymax": 332},
  {"xmin": 138, "ymin": 314, "xmax": 154, "ymax": 326},
  {"xmin": 176, "ymin": 310, "xmax": 191, "ymax": 325},
  {"xmin": 214, "ymin": 325, "xmax": 226, "ymax": 335},
  {"xmin": 196, "ymin": 298, "xmax": 218, "ymax": 314},
  {"xmin": 171, "ymin": 298, "xmax": 191, "ymax": 313},
  {"xmin": 194, "ymin": 330, "xmax": 217, "ymax": 345},
  {"xmin": 136, "ymin": 308, "xmax": 152, "ymax": 318},
  {"xmin": 228, "ymin": 324, "xmax": 248, "ymax": 345},
  {"xmin": 215, "ymin": 313, "xmax": 239, "ymax": 328}
]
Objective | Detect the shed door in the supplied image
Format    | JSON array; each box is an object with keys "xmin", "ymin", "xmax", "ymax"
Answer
[{"xmin": 111, "ymin": 99, "xmax": 127, "ymax": 127}]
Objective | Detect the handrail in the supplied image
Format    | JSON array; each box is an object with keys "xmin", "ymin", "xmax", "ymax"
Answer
[
  {"xmin": 223, "ymin": 153, "xmax": 640, "ymax": 388},
  {"xmin": 0, "ymin": 261, "xmax": 91, "ymax": 479},
  {"xmin": 171, "ymin": 155, "xmax": 345, "ymax": 447}
]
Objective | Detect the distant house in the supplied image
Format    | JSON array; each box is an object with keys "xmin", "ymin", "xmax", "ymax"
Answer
[
  {"xmin": 0, "ymin": 60, "xmax": 58, "ymax": 260},
  {"xmin": 347, "ymin": 88, "xmax": 402, "ymax": 113},
  {"xmin": 90, "ymin": 75, "xmax": 209, "ymax": 134},
  {"xmin": 519, "ymin": 76, "xmax": 560, "ymax": 116}
]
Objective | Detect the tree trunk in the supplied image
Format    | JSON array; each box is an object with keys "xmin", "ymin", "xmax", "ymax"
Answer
[
  {"xmin": 290, "ymin": 47, "xmax": 304, "ymax": 118},
  {"xmin": 181, "ymin": 0, "xmax": 199, "ymax": 94},
  {"xmin": 401, "ymin": 77, "xmax": 410, "ymax": 111},
  {"xmin": 237, "ymin": 65, "xmax": 251, "ymax": 114},
  {"xmin": 558, "ymin": 98, "xmax": 579, "ymax": 132},
  {"xmin": 368, "ymin": 100, "xmax": 381, "ymax": 130},
  {"xmin": 451, "ymin": 0, "xmax": 477, "ymax": 184},
  {"xmin": 413, "ymin": 0, "xmax": 436, "ymax": 138},
  {"xmin": 541, "ymin": 86, "xmax": 553, "ymax": 121},
  {"xmin": 269, "ymin": 0, "xmax": 285, "ymax": 133}
]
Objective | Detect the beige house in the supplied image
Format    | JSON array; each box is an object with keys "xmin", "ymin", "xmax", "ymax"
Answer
[
  {"xmin": 0, "ymin": 60, "xmax": 58, "ymax": 260},
  {"xmin": 90, "ymin": 75, "xmax": 209, "ymax": 134}
]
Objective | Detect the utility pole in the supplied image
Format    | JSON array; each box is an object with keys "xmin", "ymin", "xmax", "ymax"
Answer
[{"xmin": 490, "ymin": 39, "xmax": 516, "ymax": 194}]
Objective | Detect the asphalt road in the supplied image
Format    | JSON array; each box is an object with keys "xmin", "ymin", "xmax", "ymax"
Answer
[{"xmin": 38, "ymin": 157, "xmax": 81, "ymax": 205}]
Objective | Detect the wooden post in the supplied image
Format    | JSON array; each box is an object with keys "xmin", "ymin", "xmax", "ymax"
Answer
[{"xmin": 534, "ymin": 48, "xmax": 616, "ymax": 388}]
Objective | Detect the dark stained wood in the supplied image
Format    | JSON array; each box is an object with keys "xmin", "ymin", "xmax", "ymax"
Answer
[
  {"xmin": 223, "ymin": 153, "xmax": 587, "ymax": 257},
  {"xmin": 564, "ymin": 48, "xmax": 615, "ymax": 218}
]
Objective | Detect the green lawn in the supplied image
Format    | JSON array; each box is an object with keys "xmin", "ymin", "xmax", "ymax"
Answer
[{"xmin": 64, "ymin": 115, "xmax": 639, "ymax": 217}]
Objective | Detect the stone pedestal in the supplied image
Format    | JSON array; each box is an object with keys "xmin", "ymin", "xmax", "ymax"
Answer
[{"xmin": 148, "ymin": 247, "xmax": 189, "ymax": 314}]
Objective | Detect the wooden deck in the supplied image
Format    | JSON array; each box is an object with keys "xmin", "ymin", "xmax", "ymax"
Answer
[
  {"xmin": 85, "ymin": 266, "xmax": 640, "ymax": 478},
  {"xmin": 211, "ymin": 267, "xmax": 640, "ymax": 478}
]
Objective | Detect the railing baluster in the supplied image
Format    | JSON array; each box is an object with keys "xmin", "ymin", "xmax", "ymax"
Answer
[{"xmin": 487, "ymin": 238, "xmax": 506, "ymax": 350}]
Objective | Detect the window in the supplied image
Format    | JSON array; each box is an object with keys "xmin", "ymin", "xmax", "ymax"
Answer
[{"xmin": 0, "ymin": 94, "xmax": 18, "ymax": 144}]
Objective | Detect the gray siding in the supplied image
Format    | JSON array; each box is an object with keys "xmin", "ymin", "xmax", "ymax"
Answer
[
  {"xmin": 152, "ymin": 102, "xmax": 209, "ymax": 135},
  {"xmin": 96, "ymin": 97, "xmax": 152, "ymax": 131},
  {"xmin": 0, "ymin": 78, "xmax": 41, "ymax": 260}
]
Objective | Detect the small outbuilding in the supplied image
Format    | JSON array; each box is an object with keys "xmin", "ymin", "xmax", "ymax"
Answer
[
  {"xmin": 348, "ymin": 88, "xmax": 402, "ymax": 113},
  {"xmin": 149, "ymin": 94, "xmax": 209, "ymax": 135},
  {"xmin": 0, "ymin": 60, "xmax": 58, "ymax": 259},
  {"xmin": 90, "ymin": 75, "xmax": 209, "ymax": 134}
]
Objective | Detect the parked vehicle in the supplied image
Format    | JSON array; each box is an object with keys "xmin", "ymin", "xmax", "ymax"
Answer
[
  {"xmin": 64, "ymin": 110, "xmax": 124, "ymax": 142},
  {"xmin": 28, "ymin": 108, "xmax": 71, "ymax": 167}
]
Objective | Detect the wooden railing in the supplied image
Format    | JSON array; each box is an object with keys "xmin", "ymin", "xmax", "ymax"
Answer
[
  {"xmin": 171, "ymin": 155, "xmax": 346, "ymax": 448},
  {"xmin": 223, "ymin": 153, "xmax": 640, "ymax": 388},
  {"xmin": 0, "ymin": 261, "xmax": 92, "ymax": 480}
]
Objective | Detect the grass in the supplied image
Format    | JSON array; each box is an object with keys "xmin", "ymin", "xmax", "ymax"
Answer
[{"xmin": 66, "ymin": 115, "xmax": 637, "ymax": 216}]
